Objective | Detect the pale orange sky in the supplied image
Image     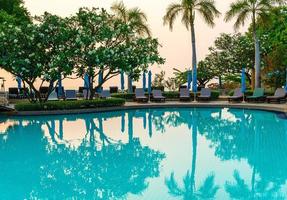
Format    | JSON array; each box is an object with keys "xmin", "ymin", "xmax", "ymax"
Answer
[{"xmin": 0, "ymin": 0, "xmax": 247, "ymax": 90}]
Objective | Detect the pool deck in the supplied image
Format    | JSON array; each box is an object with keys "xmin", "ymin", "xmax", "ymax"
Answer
[{"xmin": 1, "ymin": 101, "xmax": 286, "ymax": 116}]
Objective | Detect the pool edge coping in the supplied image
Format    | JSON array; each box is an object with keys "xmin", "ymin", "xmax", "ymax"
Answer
[{"xmin": 1, "ymin": 101, "xmax": 286, "ymax": 116}]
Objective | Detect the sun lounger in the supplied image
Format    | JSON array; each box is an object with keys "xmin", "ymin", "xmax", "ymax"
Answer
[
  {"xmin": 179, "ymin": 88, "xmax": 191, "ymax": 101},
  {"xmin": 197, "ymin": 88, "xmax": 211, "ymax": 101},
  {"xmin": 40, "ymin": 87, "xmax": 49, "ymax": 98},
  {"xmin": 99, "ymin": 90, "xmax": 111, "ymax": 98},
  {"xmin": 83, "ymin": 89, "xmax": 90, "ymax": 99},
  {"xmin": 246, "ymin": 88, "xmax": 265, "ymax": 102},
  {"xmin": 65, "ymin": 90, "xmax": 77, "ymax": 100},
  {"xmin": 266, "ymin": 88, "xmax": 286, "ymax": 103},
  {"xmin": 109, "ymin": 86, "xmax": 118, "ymax": 94},
  {"xmin": 151, "ymin": 90, "xmax": 166, "ymax": 102},
  {"xmin": 8, "ymin": 87, "xmax": 19, "ymax": 99},
  {"xmin": 228, "ymin": 88, "xmax": 243, "ymax": 102},
  {"xmin": 135, "ymin": 88, "xmax": 148, "ymax": 102},
  {"xmin": 48, "ymin": 90, "xmax": 58, "ymax": 101}
]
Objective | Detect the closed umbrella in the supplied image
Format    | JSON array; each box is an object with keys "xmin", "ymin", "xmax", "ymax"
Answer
[
  {"xmin": 241, "ymin": 68, "xmax": 246, "ymax": 101},
  {"xmin": 84, "ymin": 73, "xmax": 90, "ymax": 89},
  {"xmin": 58, "ymin": 75, "xmax": 63, "ymax": 97},
  {"xmin": 192, "ymin": 68, "xmax": 197, "ymax": 93},
  {"xmin": 143, "ymin": 72, "xmax": 147, "ymax": 91},
  {"xmin": 16, "ymin": 76, "xmax": 22, "ymax": 90},
  {"xmin": 120, "ymin": 71, "xmax": 125, "ymax": 92},
  {"xmin": 98, "ymin": 71, "xmax": 103, "ymax": 93},
  {"xmin": 148, "ymin": 71, "xmax": 152, "ymax": 101},
  {"xmin": 187, "ymin": 70, "xmax": 192, "ymax": 90}
]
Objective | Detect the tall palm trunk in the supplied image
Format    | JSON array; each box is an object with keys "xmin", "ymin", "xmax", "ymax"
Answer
[
  {"xmin": 190, "ymin": 21, "xmax": 197, "ymax": 88},
  {"xmin": 253, "ymin": 13, "xmax": 261, "ymax": 88}
]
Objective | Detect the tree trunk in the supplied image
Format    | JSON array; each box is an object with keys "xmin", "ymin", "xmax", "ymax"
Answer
[
  {"xmin": 253, "ymin": 13, "xmax": 261, "ymax": 88},
  {"xmin": 190, "ymin": 22, "xmax": 197, "ymax": 91}
]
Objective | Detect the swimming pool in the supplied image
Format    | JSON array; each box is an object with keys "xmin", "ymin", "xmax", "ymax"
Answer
[{"xmin": 0, "ymin": 107, "xmax": 287, "ymax": 199}]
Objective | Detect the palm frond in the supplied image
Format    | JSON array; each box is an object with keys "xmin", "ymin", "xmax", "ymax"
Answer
[
  {"xmin": 165, "ymin": 172, "xmax": 184, "ymax": 196},
  {"xmin": 111, "ymin": 1, "xmax": 127, "ymax": 22},
  {"xmin": 225, "ymin": 0, "xmax": 251, "ymax": 23},
  {"xmin": 196, "ymin": 0, "xmax": 221, "ymax": 27},
  {"xmin": 234, "ymin": 8, "xmax": 250, "ymax": 30},
  {"xmin": 163, "ymin": 3, "xmax": 183, "ymax": 30},
  {"xmin": 198, "ymin": 174, "xmax": 219, "ymax": 198}
]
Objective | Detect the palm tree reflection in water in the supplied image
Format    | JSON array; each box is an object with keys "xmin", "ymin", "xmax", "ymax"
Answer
[{"xmin": 165, "ymin": 108, "xmax": 219, "ymax": 199}]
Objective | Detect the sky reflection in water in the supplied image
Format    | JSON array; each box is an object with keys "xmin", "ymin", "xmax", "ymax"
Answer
[{"xmin": 0, "ymin": 108, "xmax": 287, "ymax": 199}]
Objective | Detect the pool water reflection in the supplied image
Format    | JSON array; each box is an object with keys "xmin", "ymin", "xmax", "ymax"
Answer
[{"xmin": 0, "ymin": 108, "xmax": 287, "ymax": 199}]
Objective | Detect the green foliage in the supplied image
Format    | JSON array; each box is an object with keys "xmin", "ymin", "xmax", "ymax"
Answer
[
  {"xmin": 0, "ymin": 13, "xmax": 77, "ymax": 102},
  {"xmin": 152, "ymin": 71, "xmax": 166, "ymax": 89},
  {"xmin": 15, "ymin": 98, "xmax": 125, "ymax": 111},
  {"xmin": 0, "ymin": 0, "xmax": 30, "ymax": 24},
  {"xmin": 257, "ymin": 7, "xmax": 287, "ymax": 88},
  {"xmin": 73, "ymin": 7, "xmax": 164, "ymax": 97},
  {"xmin": 0, "ymin": 7, "xmax": 164, "ymax": 103}
]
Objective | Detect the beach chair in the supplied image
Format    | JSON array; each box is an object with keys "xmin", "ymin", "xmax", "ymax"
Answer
[
  {"xmin": 99, "ymin": 90, "xmax": 111, "ymax": 98},
  {"xmin": 109, "ymin": 86, "xmax": 118, "ymax": 94},
  {"xmin": 40, "ymin": 87, "xmax": 49, "ymax": 98},
  {"xmin": 196, "ymin": 88, "xmax": 211, "ymax": 101},
  {"xmin": 8, "ymin": 87, "xmax": 19, "ymax": 99},
  {"xmin": 56, "ymin": 87, "xmax": 65, "ymax": 98},
  {"xmin": 266, "ymin": 88, "xmax": 286, "ymax": 103},
  {"xmin": 179, "ymin": 88, "xmax": 191, "ymax": 101},
  {"xmin": 151, "ymin": 90, "xmax": 166, "ymax": 102},
  {"xmin": 83, "ymin": 89, "xmax": 90, "ymax": 99},
  {"xmin": 135, "ymin": 88, "xmax": 148, "ymax": 102},
  {"xmin": 65, "ymin": 90, "xmax": 77, "ymax": 100},
  {"xmin": 228, "ymin": 88, "xmax": 243, "ymax": 102},
  {"xmin": 48, "ymin": 90, "xmax": 58, "ymax": 101},
  {"xmin": 246, "ymin": 88, "xmax": 265, "ymax": 102}
]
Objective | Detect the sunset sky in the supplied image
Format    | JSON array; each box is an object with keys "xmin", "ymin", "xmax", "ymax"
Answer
[{"xmin": 0, "ymin": 0, "xmax": 248, "ymax": 89}]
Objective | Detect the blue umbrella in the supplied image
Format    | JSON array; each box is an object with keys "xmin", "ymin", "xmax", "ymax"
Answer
[
  {"xmin": 120, "ymin": 71, "xmax": 125, "ymax": 91},
  {"xmin": 143, "ymin": 72, "xmax": 147, "ymax": 91},
  {"xmin": 148, "ymin": 71, "xmax": 152, "ymax": 97},
  {"xmin": 16, "ymin": 76, "xmax": 22, "ymax": 90},
  {"xmin": 58, "ymin": 75, "xmax": 63, "ymax": 97},
  {"xmin": 187, "ymin": 70, "xmax": 192, "ymax": 90},
  {"xmin": 128, "ymin": 75, "xmax": 133, "ymax": 93},
  {"xmin": 241, "ymin": 68, "xmax": 246, "ymax": 93},
  {"xmin": 98, "ymin": 71, "xmax": 103, "ymax": 93},
  {"xmin": 192, "ymin": 67, "xmax": 197, "ymax": 93},
  {"xmin": 84, "ymin": 73, "xmax": 90, "ymax": 89},
  {"xmin": 285, "ymin": 67, "xmax": 287, "ymax": 92}
]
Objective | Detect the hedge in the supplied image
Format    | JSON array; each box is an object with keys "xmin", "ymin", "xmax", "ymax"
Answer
[
  {"xmin": 110, "ymin": 90, "xmax": 220, "ymax": 100},
  {"xmin": 15, "ymin": 98, "xmax": 125, "ymax": 111}
]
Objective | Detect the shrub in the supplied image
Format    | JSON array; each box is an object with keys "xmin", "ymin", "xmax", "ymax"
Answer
[
  {"xmin": 211, "ymin": 90, "xmax": 220, "ymax": 100},
  {"xmin": 163, "ymin": 91, "xmax": 179, "ymax": 99},
  {"xmin": 15, "ymin": 98, "xmax": 125, "ymax": 111}
]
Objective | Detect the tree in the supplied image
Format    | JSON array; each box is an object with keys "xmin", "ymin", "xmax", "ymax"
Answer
[
  {"xmin": 257, "ymin": 6, "xmax": 287, "ymax": 89},
  {"xmin": 225, "ymin": 0, "xmax": 284, "ymax": 88},
  {"xmin": 73, "ymin": 8, "xmax": 164, "ymax": 98},
  {"xmin": 111, "ymin": 1, "xmax": 151, "ymax": 93},
  {"xmin": 163, "ymin": 0, "xmax": 220, "ymax": 90},
  {"xmin": 0, "ymin": 0, "xmax": 30, "ymax": 24},
  {"xmin": 0, "ymin": 13, "xmax": 77, "ymax": 102}
]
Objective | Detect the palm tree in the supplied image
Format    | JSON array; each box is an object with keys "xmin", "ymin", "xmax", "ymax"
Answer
[
  {"xmin": 163, "ymin": 0, "xmax": 220, "ymax": 90},
  {"xmin": 111, "ymin": 1, "xmax": 151, "ymax": 93},
  {"xmin": 225, "ymin": 0, "xmax": 283, "ymax": 89}
]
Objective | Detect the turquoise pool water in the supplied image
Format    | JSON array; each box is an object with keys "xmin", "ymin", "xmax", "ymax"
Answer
[{"xmin": 0, "ymin": 108, "xmax": 287, "ymax": 199}]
